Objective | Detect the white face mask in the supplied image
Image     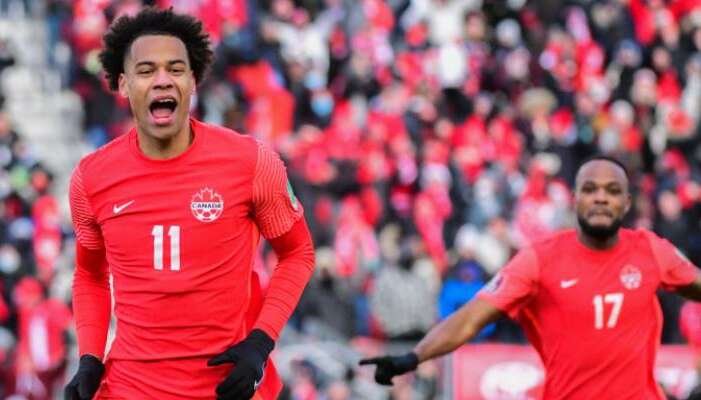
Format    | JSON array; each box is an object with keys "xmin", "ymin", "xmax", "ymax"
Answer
[{"xmin": 0, "ymin": 245, "xmax": 19, "ymax": 274}]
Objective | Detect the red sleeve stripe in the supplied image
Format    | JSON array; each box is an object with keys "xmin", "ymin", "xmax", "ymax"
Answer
[
  {"xmin": 69, "ymin": 165, "xmax": 104, "ymax": 249},
  {"xmin": 252, "ymin": 142, "xmax": 303, "ymax": 239}
]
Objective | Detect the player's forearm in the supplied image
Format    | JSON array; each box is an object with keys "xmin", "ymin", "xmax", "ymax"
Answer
[
  {"xmin": 414, "ymin": 298, "xmax": 500, "ymax": 363},
  {"xmin": 413, "ymin": 309, "xmax": 479, "ymax": 362},
  {"xmin": 254, "ymin": 219, "xmax": 315, "ymax": 339},
  {"xmin": 72, "ymin": 243, "xmax": 111, "ymax": 360},
  {"xmin": 73, "ymin": 288, "xmax": 111, "ymax": 359}
]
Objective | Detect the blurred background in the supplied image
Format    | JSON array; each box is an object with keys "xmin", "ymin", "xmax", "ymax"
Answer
[{"xmin": 0, "ymin": 0, "xmax": 700, "ymax": 399}]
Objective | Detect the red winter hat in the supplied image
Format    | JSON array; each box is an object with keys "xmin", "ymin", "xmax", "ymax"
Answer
[
  {"xmin": 13, "ymin": 276, "xmax": 43, "ymax": 307},
  {"xmin": 406, "ymin": 23, "xmax": 428, "ymax": 47},
  {"xmin": 666, "ymin": 106, "xmax": 693, "ymax": 137},
  {"xmin": 549, "ymin": 107, "xmax": 574, "ymax": 139}
]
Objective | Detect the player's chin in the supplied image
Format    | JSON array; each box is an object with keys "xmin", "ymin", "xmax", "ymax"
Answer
[
  {"xmin": 586, "ymin": 214, "xmax": 613, "ymax": 226},
  {"xmin": 579, "ymin": 215, "xmax": 622, "ymax": 239},
  {"xmin": 148, "ymin": 116, "xmax": 183, "ymax": 135},
  {"xmin": 586, "ymin": 221, "xmax": 614, "ymax": 232}
]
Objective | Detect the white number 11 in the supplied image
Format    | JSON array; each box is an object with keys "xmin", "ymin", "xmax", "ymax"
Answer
[
  {"xmin": 152, "ymin": 225, "xmax": 181, "ymax": 271},
  {"xmin": 593, "ymin": 293, "xmax": 623, "ymax": 329}
]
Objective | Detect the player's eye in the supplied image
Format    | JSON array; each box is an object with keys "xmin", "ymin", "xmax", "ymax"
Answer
[{"xmin": 137, "ymin": 69, "xmax": 153, "ymax": 76}]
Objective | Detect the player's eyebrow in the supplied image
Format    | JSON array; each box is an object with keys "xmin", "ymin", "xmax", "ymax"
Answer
[
  {"xmin": 134, "ymin": 59, "xmax": 188, "ymax": 68},
  {"xmin": 578, "ymin": 179, "xmax": 627, "ymax": 193}
]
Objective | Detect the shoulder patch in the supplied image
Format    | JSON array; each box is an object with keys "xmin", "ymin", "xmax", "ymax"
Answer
[
  {"xmin": 483, "ymin": 273, "xmax": 503, "ymax": 293},
  {"xmin": 287, "ymin": 180, "xmax": 299, "ymax": 211}
]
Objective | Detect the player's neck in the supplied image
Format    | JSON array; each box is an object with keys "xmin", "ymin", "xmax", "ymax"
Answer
[
  {"xmin": 577, "ymin": 229, "xmax": 620, "ymax": 251},
  {"xmin": 136, "ymin": 124, "xmax": 193, "ymax": 160}
]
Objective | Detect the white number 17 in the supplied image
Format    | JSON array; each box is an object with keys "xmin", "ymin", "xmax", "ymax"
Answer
[{"xmin": 593, "ymin": 293, "xmax": 623, "ymax": 329}]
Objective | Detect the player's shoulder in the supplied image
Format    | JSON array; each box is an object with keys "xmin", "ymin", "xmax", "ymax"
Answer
[
  {"xmin": 193, "ymin": 119, "xmax": 258, "ymax": 155},
  {"xmin": 74, "ymin": 132, "xmax": 131, "ymax": 176},
  {"xmin": 626, "ymin": 227, "xmax": 681, "ymax": 259},
  {"xmin": 511, "ymin": 230, "xmax": 577, "ymax": 271},
  {"xmin": 197, "ymin": 119, "xmax": 283, "ymax": 152},
  {"xmin": 530, "ymin": 229, "xmax": 576, "ymax": 254},
  {"xmin": 626, "ymin": 227, "xmax": 659, "ymax": 241},
  {"xmin": 622, "ymin": 227, "xmax": 667, "ymax": 250}
]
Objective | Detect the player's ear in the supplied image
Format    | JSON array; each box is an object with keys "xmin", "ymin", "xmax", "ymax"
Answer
[
  {"xmin": 624, "ymin": 192, "xmax": 632, "ymax": 215},
  {"xmin": 118, "ymin": 73, "xmax": 128, "ymax": 98}
]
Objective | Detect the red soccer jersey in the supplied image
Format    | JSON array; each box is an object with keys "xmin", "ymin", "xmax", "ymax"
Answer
[
  {"xmin": 478, "ymin": 228, "xmax": 699, "ymax": 400},
  {"xmin": 69, "ymin": 119, "xmax": 303, "ymax": 398}
]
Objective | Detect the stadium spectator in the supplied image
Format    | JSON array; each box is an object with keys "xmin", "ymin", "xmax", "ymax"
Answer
[
  {"xmin": 369, "ymin": 240, "xmax": 436, "ymax": 340},
  {"xmin": 293, "ymin": 247, "xmax": 356, "ymax": 339},
  {"xmin": 11, "ymin": 276, "xmax": 70, "ymax": 400},
  {"xmin": 437, "ymin": 241, "xmax": 495, "ymax": 341}
]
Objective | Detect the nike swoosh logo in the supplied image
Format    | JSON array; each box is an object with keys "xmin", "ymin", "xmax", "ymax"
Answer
[
  {"xmin": 560, "ymin": 279, "xmax": 578, "ymax": 289},
  {"xmin": 113, "ymin": 200, "xmax": 135, "ymax": 214}
]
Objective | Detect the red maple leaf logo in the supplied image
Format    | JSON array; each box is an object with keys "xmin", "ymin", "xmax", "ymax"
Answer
[{"xmin": 192, "ymin": 188, "xmax": 222, "ymax": 203}]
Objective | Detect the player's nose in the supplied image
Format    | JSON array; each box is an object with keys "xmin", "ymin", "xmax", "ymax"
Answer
[
  {"xmin": 592, "ymin": 188, "xmax": 609, "ymax": 203},
  {"xmin": 152, "ymin": 68, "xmax": 174, "ymax": 89}
]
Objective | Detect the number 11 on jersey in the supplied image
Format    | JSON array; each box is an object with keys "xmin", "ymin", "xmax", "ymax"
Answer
[{"xmin": 152, "ymin": 225, "xmax": 181, "ymax": 271}]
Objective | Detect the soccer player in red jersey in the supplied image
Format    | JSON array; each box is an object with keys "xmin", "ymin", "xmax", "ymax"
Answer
[
  {"xmin": 63, "ymin": 8, "xmax": 315, "ymax": 400},
  {"xmin": 360, "ymin": 156, "xmax": 701, "ymax": 399}
]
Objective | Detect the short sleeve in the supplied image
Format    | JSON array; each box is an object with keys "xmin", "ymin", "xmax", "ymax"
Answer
[
  {"xmin": 69, "ymin": 165, "xmax": 104, "ymax": 250},
  {"xmin": 477, "ymin": 246, "xmax": 540, "ymax": 319},
  {"xmin": 645, "ymin": 232, "xmax": 699, "ymax": 290},
  {"xmin": 252, "ymin": 142, "xmax": 304, "ymax": 239}
]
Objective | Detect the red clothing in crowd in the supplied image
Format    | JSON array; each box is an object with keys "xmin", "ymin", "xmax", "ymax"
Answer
[
  {"xmin": 32, "ymin": 195, "xmax": 62, "ymax": 285},
  {"xmin": 13, "ymin": 277, "xmax": 71, "ymax": 400},
  {"xmin": 680, "ymin": 301, "xmax": 701, "ymax": 350}
]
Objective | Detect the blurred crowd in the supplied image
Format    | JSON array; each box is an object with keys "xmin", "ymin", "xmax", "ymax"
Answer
[
  {"xmin": 0, "ymin": 0, "xmax": 700, "ymax": 398},
  {"xmin": 0, "ymin": 45, "xmax": 70, "ymax": 400}
]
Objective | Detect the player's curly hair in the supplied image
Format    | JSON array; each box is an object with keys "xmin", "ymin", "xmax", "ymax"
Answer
[{"xmin": 99, "ymin": 7, "xmax": 213, "ymax": 91}]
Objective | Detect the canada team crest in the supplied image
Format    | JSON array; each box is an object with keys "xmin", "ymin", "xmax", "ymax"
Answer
[
  {"xmin": 191, "ymin": 188, "xmax": 224, "ymax": 222},
  {"xmin": 619, "ymin": 264, "xmax": 642, "ymax": 290}
]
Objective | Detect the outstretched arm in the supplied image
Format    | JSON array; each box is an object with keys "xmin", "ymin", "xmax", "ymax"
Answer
[
  {"xmin": 359, "ymin": 298, "xmax": 504, "ymax": 385},
  {"xmin": 360, "ymin": 246, "xmax": 540, "ymax": 386},
  {"xmin": 414, "ymin": 298, "xmax": 503, "ymax": 362}
]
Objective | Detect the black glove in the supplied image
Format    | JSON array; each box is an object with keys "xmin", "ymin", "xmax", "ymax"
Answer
[
  {"xmin": 207, "ymin": 329, "xmax": 274, "ymax": 400},
  {"xmin": 358, "ymin": 352, "xmax": 419, "ymax": 385},
  {"xmin": 64, "ymin": 354, "xmax": 105, "ymax": 400}
]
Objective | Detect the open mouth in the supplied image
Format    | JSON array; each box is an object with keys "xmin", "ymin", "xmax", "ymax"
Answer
[{"xmin": 149, "ymin": 97, "xmax": 178, "ymax": 125}]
